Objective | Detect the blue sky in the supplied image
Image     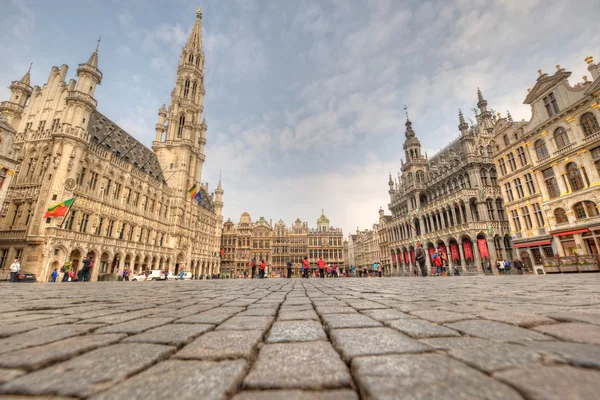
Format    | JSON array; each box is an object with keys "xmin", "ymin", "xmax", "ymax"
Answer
[{"xmin": 1, "ymin": 0, "xmax": 599, "ymax": 236}]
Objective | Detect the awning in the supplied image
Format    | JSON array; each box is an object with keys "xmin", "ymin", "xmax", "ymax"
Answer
[
  {"xmin": 552, "ymin": 228, "xmax": 589, "ymax": 237},
  {"xmin": 514, "ymin": 240, "xmax": 552, "ymax": 249},
  {"xmin": 589, "ymin": 226, "xmax": 600, "ymax": 232}
]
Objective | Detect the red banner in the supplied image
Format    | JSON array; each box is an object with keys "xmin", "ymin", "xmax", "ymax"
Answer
[
  {"xmin": 411, "ymin": 250, "xmax": 416, "ymax": 262},
  {"xmin": 404, "ymin": 252, "xmax": 409, "ymax": 264},
  {"xmin": 463, "ymin": 241, "xmax": 473, "ymax": 260},
  {"xmin": 392, "ymin": 253, "xmax": 397, "ymax": 264},
  {"xmin": 477, "ymin": 239, "xmax": 490, "ymax": 259},
  {"xmin": 429, "ymin": 247, "xmax": 435, "ymax": 261},
  {"xmin": 450, "ymin": 243, "xmax": 460, "ymax": 261}
]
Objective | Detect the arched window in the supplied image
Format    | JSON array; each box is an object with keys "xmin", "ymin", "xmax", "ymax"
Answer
[
  {"xmin": 195, "ymin": 55, "xmax": 201, "ymax": 67},
  {"xmin": 459, "ymin": 175, "xmax": 465, "ymax": 189},
  {"xmin": 503, "ymin": 135, "xmax": 509, "ymax": 146},
  {"xmin": 566, "ymin": 162, "xmax": 584, "ymax": 192},
  {"xmin": 581, "ymin": 112, "xmax": 600, "ymax": 137},
  {"xmin": 554, "ymin": 127, "xmax": 570, "ymax": 149},
  {"xmin": 183, "ymin": 79, "xmax": 190, "ymax": 98},
  {"xmin": 177, "ymin": 115, "xmax": 185, "ymax": 138},
  {"xmin": 573, "ymin": 201, "xmax": 599, "ymax": 219},
  {"xmin": 534, "ymin": 139, "xmax": 549, "ymax": 160},
  {"xmin": 489, "ymin": 168, "xmax": 497, "ymax": 185},
  {"xmin": 188, "ymin": 54, "xmax": 194, "ymax": 63},
  {"xmin": 480, "ymin": 169, "xmax": 488, "ymax": 185},
  {"xmin": 498, "ymin": 158, "xmax": 507, "ymax": 175},
  {"xmin": 495, "ymin": 198, "xmax": 505, "ymax": 220},
  {"xmin": 192, "ymin": 81, "xmax": 197, "ymax": 100},
  {"xmin": 554, "ymin": 208, "xmax": 568, "ymax": 224},
  {"xmin": 486, "ymin": 145, "xmax": 493, "ymax": 157}
]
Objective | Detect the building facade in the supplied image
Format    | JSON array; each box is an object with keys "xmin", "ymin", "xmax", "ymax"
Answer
[
  {"xmin": 348, "ymin": 222, "xmax": 383, "ymax": 273},
  {"xmin": 0, "ymin": 9, "xmax": 223, "ymax": 281},
  {"xmin": 494, "ymin": 57, "xmax": 600, "ymax": 273},
  {"xmin": 220, "ymin": 211, "xmax": 344, "ymax": 277},
  {"xmin": 382, "ymin": 90, "xmax": 512, "ymax": 276}
]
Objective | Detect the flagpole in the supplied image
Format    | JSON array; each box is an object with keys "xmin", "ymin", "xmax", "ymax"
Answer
[{"xmin": 59, "ymin": 197, "xmax": 76, "ymax": 230}]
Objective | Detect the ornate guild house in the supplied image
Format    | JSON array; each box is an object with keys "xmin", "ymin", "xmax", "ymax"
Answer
[
  {"xmin": 0, "ymin": 10, "xmax": 223, "ymax": 281},
  {"xmin": 383, "ymin": 90, "xmax": 512, "ymax": 276}
]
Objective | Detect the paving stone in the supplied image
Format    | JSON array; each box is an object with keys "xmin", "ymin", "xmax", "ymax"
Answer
[
  {"xmin": 314, "ymin": 306, "xmax": 357, "ymax": 315},
  {"xmin": 174, "ymin": 330, "xmax": 263, "ymax": 361},
  {"xmin": 237, "ymin": 308, "xmax": 278, "ymax": 317},
  {"xmin": 521, "ymin": 340, "xmax": 600, "ymax": 368},
  {"xmin": 0, "ymin": 334, "xmax": 126, "ymax": 370},
  {"xmin": 0, "ymin": 317, "xmax": 81, "ymax": 338},
  {"xmin": 533, "ymin": 322, "xmax": 600, "ymax": 345},
  {"xmin": 3, "ymin": 314, "xmax": 55, "ymax": 325},
  {"xmin": 202, "ymin": 306, "xmax": 246, "ymax": 314},
  {"xmin": 0, "ymin": 396, "xmax": 77, "ymax": 400},
  {"xmin": 0, "ymin": 324, "xmax": 104, "ymax": 355},
  {"xmin": 321, "ymin": 313, "xmax": 381, "ymax": 330},
  {"xmin": 495, "ymin": 365, "xmax": 600, "ymax": 400},
  {"xmin": 176, "ymin": 312, "xmax": 237, "ymax": 325},
  {"xmin": 385, "ymin": 318, "xmax": 461, "ymax": 338},
  {"xmin": 419, "ymin": 337, "xmax": 492, "ymax": 350},
  {"xmin": 216, "ymin": 316, "xmax": 274, "ymax": 332},
  {"xmin": 476, "ymin": 310, "xmax": 556, "ymax": 328},
  {"xmin": 122, "ymin": 324, "xmax": 214, "ymax": 346},
  {"xmin": 76, "ymin": 309, "xmax": 157, "ymax": 325},
  {"xmin": 448, "ymin": 342, "xmax": 542, "ymax": 372},
  {"xmin": 446, "ymin": 319, "xmax": 553, "ymax": 342},
  {"xmin": 279, "ymin": 304, "xmax": 314, "ymax": 312},
  {"xmin": 278, "ymin": 309, "xmax": 320, "ymax": 321},
  {"xmin": 360, "ymin": 308, "xmax": 414, "ymax": 322},
  {"xmin": 352, "ymin": 354, "xmax": 523, "ymax": 399},
  {"xmin": 266, "ymin": 320, "xmax": 327, "ymax": 343},
  {"xmin": 0, "ymin": 343, "xmax": 175, "ymax": 398},
  {"xmin": 90, "ymin": 359, "xmax": 247, "ymax": 400},
  {"xmin": 0, "ymin": 369, "xmax": 26, "ymax": 384},
  {"xmin": 343, "ymin": 300, "xmax": 388, "ymax": 310},
  {"xmin": 409, "ymin": 309, "xmax": 471, "ymax": 323},
  {"xmin": 232, "ymin": 389, "xmax": 359, "ymax": 400},
  {"xmin": 94, "ymin": 317, "xmax": 175, "ymax": 334},
  {"xmin": 330, "ymin": 327, "xmax": 431, "ymax": 362},
  {"xmin": 243, "ymin": 342, "xmax": 352, "ymax": 390},
  {"xmin": 546, "ymin": 311, "xmax": 600, "ymax": 326}
]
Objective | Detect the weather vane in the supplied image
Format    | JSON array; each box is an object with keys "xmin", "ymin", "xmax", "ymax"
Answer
[
  {"xmin": 404, "ymin": 105, "xmax": 409, "ymax": 119},
  {"xmin": 96, "ymin": 36, "xmax": 102, "ymax": 51}
]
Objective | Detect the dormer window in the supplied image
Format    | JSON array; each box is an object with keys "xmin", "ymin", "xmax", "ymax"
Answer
[{"xmin": 543, "ymin": 92, "xmax": 559, "ymax": 117}]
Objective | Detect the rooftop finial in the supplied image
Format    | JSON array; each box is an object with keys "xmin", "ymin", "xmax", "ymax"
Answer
[
  {"xmin": 459, "ymin": 109, "xmax": 465, "ymax": 124},
  {"xmin": 403, "ymin": 104, "xmax": 409, "ymax": 120},
  {"xmin": 585, "ymin": 56, "xmax": 594, "ymax": 65},
  {"xmin": 96, "ymin": 36, "xmax": 101, "ymax": 51},
  {"xmin": 27, "ymin": 62, "xmax": 32, "ymax": 74},
  {"xmin": 477, "ymin": 87, "xmax": 483, "ymax": 102},
  {"xmin": 197, "ymin": 7, "xmax": 202, "ymax": 19},
  {"xmin": 538, "ymin": 69, "xmax": 543, "ymax": 76}
]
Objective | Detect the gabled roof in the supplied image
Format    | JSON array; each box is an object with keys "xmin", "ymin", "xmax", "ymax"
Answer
[
  {"xmin": 87, "ymin": 111, "xmax": 164, "ymax": 181},
  {"xmin": 584, "ymin": 76, "xmax": 600, "ymax": 96},
  {"xmin": 523, "ymin": 70, "xmax": 571, "ymax": 105}
]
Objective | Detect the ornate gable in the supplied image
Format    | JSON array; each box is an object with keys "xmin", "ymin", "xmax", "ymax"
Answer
[{"xmin": 523, "ymin": 70, "xmax": 572, "ymax": 105}]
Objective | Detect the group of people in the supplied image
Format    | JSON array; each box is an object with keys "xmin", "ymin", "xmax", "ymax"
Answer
[
  {"xmin": 250, "ymin": 257, "xmax": 269, "ymax": 279},
  {"xmin": 495, "ymin": 258, "xmax": 526, "ymax": 275}
]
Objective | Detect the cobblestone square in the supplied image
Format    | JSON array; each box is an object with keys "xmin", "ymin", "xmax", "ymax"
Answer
[{"xmin": 1, "ymin": 275, "xmax": 599, "ymax": 399}]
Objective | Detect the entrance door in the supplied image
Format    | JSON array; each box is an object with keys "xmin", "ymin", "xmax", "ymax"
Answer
[
  {"xmin": 561, "ymin": 239, "xmax": 577, "ymax": 256},
  {"xmin": 520, "ymin": 251, "xmax": 532, "ymax": 272},
  {"xmin": 586, "ymin": 238, "xmax": 598, "ymax": 256}
]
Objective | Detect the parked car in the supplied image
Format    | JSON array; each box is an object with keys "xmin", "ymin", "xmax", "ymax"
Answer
[
  {"xmin": 132, "ymin": 270, "xmax": 167, "ymax": 281},
  {"xmin": 14, "ymin": 272, "xmax": 37, "ymax": 282},
  {"xmin": 167, "ymin": 272, "xmax": 192, "ymax": 280}
]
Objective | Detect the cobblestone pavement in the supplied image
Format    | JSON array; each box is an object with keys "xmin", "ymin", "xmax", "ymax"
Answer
[{"xmin": 0, "ymin": 275, "xmax": 599, "ymax": 399}]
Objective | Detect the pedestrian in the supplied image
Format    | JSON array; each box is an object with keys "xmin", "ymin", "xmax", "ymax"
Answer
[
  {"xmin": 363, "ymin": 267, "xmax": 368, "ymax": 277},
  {"xmin": 51, "ymin": 268, "xmax": 58, "ymax": 282},
  {"xmin": 513, "ymin": 258, "xmax": 524, "ymax": 275},
  {"xmin": 496, "ymin": 259, "xmax": 504, "ymax": 275},
  {"xmin": 179, "ymin": 269, "xmax": 185, "ymax": 280},
  {"xmin": 80, "ymin": 256, "xmax": 93, "ymax": 282},
  {"xmin": 302, "ymin": 256, "xmax": 309, "ymax": 278},
  {"xmin": 332, "ymin": 263, "xmax": 338, "ymax": 278},
  {"xmin": 286, "ymin": 258, "xmax": 293, "ymax": 279},
  {"xmin": 438, "ymin": 247, "xmax": 448, "ymax": 276},
  {"xmin": 351, "ymin": 265, "xmax": 356, "ymax": 277},
  {"xmin": 61, "ymin": 261, "xmax": 72, "ymax": 282},
  {"xmin": 415, "ymin": 242, "xmax": 427, "ymax": 276},
  {"xmin": 317, "ymin": 257, "xmax": 326, "ymax": 278},
  {"xmin": 259, "ymin": 259, "xmax": 266, "ymax": 279},
  {"xmin": 373, "ymin": 262, "xmax": 379, "ymax": 277},
  {"xmin": 434, "ymin": 252, "xmax": 442, "ymax": 276},
  {"xmin": 326, "ymin": 264, "xmax": 331, "ymax": 278},
  {"xmin": 251, "ymin": 257, "xmax": 257, "ymax": 279},
  {"xmin": 9, "ymin": 258, "xmax": 20, "ymax": 282}
]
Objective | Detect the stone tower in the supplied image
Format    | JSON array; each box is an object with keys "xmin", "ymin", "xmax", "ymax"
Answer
[
  {"xmin": 153, "ymin": 8, "xmax": 207, "ymax": 197},
  {"xmin": 1, "ymin": 65, "xmax": 32, "ymax": 129}
]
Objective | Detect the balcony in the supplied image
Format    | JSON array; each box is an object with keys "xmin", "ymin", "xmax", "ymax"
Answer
[
  {"xmin": 583, "ymin": 131, "xmax": 600, "ymax": 143},
  {"xmin": 543, "ymin": 255, "xmax": 599, "ymax": 273},
  {"xmin": 65, "ymin": 91, "xmax": 98, "ymax": 109},
  {"xmin": 553, "ymin": 143, "xmax": 575, "ymax": 156}
]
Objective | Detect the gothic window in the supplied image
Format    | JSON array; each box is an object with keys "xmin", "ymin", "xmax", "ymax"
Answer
[
  {"xmin": 581, "ymin": 112, "xmax": 600, "ymax": 137},
  {"xmin": 88, "ymin": 171, "xmax": 98, "ymax": 190},
  {"xmin": 521, "ymin": 206, "xmax": 533, "ymax": 229},
  {"xmin": 516, "ymin": 146, "xmax": 527, "ymax": 166},
  {"xmin": 480, "ymin": 169, "xmax": 488, "ymax": 185},
  {"xmin": 573, "ymin": 203, "xmax": 586, "ymax": 220},
  {"xmin": 192, "ymin": 81, "xmax": 197, "ymax": 100},
  {"xmin": 511, "ymin": 210, "xmax": 522, "ymax": 231},
  {"xmin": 177, "ymin": 115, "xmax": 185, "ymax": 138},
  {"xmin": 503, "ymin": 135, "xmax": 509, "ymax": 146},
  {"xmin": 470, "ymin": 199, "xmax": 479, "ymax": 221},
  {"xmin": 188, "ymin": 53, "xmax": 194, "ymax": 63},
  {"xmin": 514, "ymin": 178, "xmax": 524, "ymax": 199},
  {"xmin": 507, "ymin": 153, "xmax": 517, "ymax": 171},
  {"xmin": 535, "ymin": 139, "xmax": 549, "ymax": 160},
  {"xmin": 533, "ymin": 203, "xmax": 544, "ymax": 226},
  {"xmin": 490, "ymin": 168, "xmax": 497, "ymax": 185},
  {"xmin": 498, "ymin": 158, "xmax": 507, "ymax": 175},
  {"xmin": 504, "ymin": 182, "xmax": 514, "ymax": 202},
  {"xmin": 542, "ymin": 168, "xmax": 560, "ymax": 198},
  {"xmin": 543, "ymin": 92, "xmax": 559, "ymax": 117},
  {"xmin": 554, "ymin": 208, "xmax": 568, "ymax": 224},
  {"xmin": 554, "ymin": 127, "xmax": 569, "ymax": 149},
  {"xmin": 195, "ymin": 55, "xmax": 200, "ymax": 67},
  {"xmin": 183, "ymin": 79, "xmax": 190, "ymax": 98},
  {"xmin": 495, "ymin": 198, "xmax": 505, "ymax": 220},
  {"xmin": 524, "ymin": 173, "xmax": 536, "ymax": 195},
  {"xmin": 486, "ymin": 199, "xmax": 495, "ymax": 220},
  {"xmin": 79, "ymin": 213, "xmax": 89, "ymax": 233},
  {"xmin": 566, "ymin": 162, "xmax": 584, "ymax": 192},
  {"xmin": 459, "ymin": 175, "xmax": 465, "ymax": 189}
]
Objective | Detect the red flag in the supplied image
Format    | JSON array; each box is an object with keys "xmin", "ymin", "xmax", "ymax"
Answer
[
  {"xmin": 477, "ymin": 239, "xmax": 489, "ymax": 259},
  {"xmin": 463, "ymin": 241, "xmax": 473, "ymax": 260},
  {"xmin": 450, "ymin": 243, "xmax": 460, "ymax": 261}
]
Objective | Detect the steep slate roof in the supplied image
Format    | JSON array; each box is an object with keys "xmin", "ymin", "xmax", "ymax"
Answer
[{"xmin": 87, "ymin": 111, "xmax": 164, "ymax": 181}]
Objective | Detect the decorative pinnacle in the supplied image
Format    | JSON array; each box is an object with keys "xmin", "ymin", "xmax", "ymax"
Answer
[
  {"xmin": 585, "ymin": 56, "xmax": 593, "ymax": 65},
  {"xmin": 556, "ymin": 64, "xmax": 561, "ymax": 70},
  {"xmin": 96, "ymin": 36, "xmax": 101, "ymax": 51},
  {"xmin": 197, "ymin": 7, "xmax": 202, "ymax": 19},
  {"xmin": 27, "ymin": 62, "xmax": 32, "ymax": 74},
  {"xmin": 507, "ymin": 110, "xmax": 512, "ymax": 121},
  {"xmin": 477, "ymin": 87, "xmax": 483, "ymax": 102},
  {"xmin": 583, "ymin": 75, "xmax": 588, "ymax": 82},
  {"xmin": 527, "ymin": 88, "xmax": 531, "ymax": 92},
  {"xmin": 538, "ymin": 69, "xmax": 543, "ymax": 76},
  {"xmin": 403, "ymin": 104, "xmax": 409, "ymax": 119},
  {"xmin": 459, "ymin": 109, "xmax": 465, "ymax": 124}
]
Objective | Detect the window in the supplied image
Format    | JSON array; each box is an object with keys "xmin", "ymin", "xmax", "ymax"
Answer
[
  {"xmin": 521, "ymin": 206, "xmax": 533, "ymax": 229},
  {"xmin": 504, "ymin": 182, "xmax": 514, "ymax": 202},
  {"xmin": 531, "ymin": 248, "xmax": 543, "ymax": 265},
  {"xmin": 535, "ymin": 140, "xmax": 549, "ymax": 160},
  {"xmin": 554, "ymin": 208, "xmax": 568, "ymax": 224},
  {"xmin": 177, "ymin": 115, "xmax": 185, "ymax": 138},
  {"xmin": 511, "ymin": 210, "xmax": 522, "ymax": 231},
  {"xmin": 498, "ymin": 158, "xmax": 507, "ymax": 175},
  {"xmin": 119, "ymin": 223, "xmax": 126, "ymax": 240},
  {"xmin": 183, "ymin": 79, "xmax": 190, "ymax": 98},
  {"xmin": 51, "ymin": 118, "xmax": 60, "ymax": 132},
  {"xmin": 66, "ymin": 211, "xmax": 77, "ymax": 230},
  {"xmin": 113, "ymin": 183, "xmax": 121, "ymax": 200},
  {"xmin": 480, "ymin": 169, "xmax": 488, "ymax": 185},
  {"xmin": 0, "ymin": 168, "xmax": 6, "ymax": 189},
  {"xmin": 533, "ymin": 203, "xmax": 545, "ymax": 226},
  {"xmin": 95, "ymin": 217, "xmax": 104, "ymax": 235},
  {"xmin": 192, "ymin": 81, "xmax": 197, "ymax": 100},
  {"xmin": 133, "ymin": 192, "xmax": 139, "ymax": 207},
  {"xmin": 38, "ymin": 120, "xmax": 46, "ymax": 132},
  {"xmin": 543, "ymin": 92, "xmax": 559, "ymax": 117},
  {"xmin": 581, "ymin": 112, "xmax": 600, "ymax": 137},
  {"xmin": 107, "ymin": 220, "xmax": 114, "ymax": 237},
  {"xmin": 142, "ymin": 196, "xmax": 148, "ymax": 211},
  {"xmin": 574, "ymin": 203, "xmax": 586, "ymax": 220},
  {"xmin": 88, "ymin": 172, "xmax": 98, "ymax": 190},
  {"xmin": 516, "ymin": 147, "xmax": 527, "ymax": 166},
  {"xmin": 507, "ymin": 153, "xmax": 517, "ymax": 171},
  {"xmin": 496, "ymin": 198, "xmax": 505, "ymax": 220},
  {"xmin": 524, "ymin": 173, "xmax": 536, "ymax": 195},
  {"xmin": 503, "ymin": 135, "xmax": 509, "ymax": 146},
  {"xmin": 490, "ymin": 169, "xmax": 497, "ymax": 185},
  {"xmin": 566, "ymin": 162, "xmax": 584, "ymax": 192},
  {"xmin": 515, "ymin": 178, "xmax": 525, "ymax": 199},
  {"xmin": 486, "ymin": 199, "xmax": 495, "ymax": 220},
  {"xmin": 554, "ymin": 127, "xmax": 570, "ymax": 149},
  {"xmin": 542, "ymin": 168, "xmax": 560, "ymax": 199},
  {"xmin": 128, "ymin": 226, "xmax": 134, "ymax": 241},
  {"xmin": 104, "ymin": 179, "xmax": 112, "ymax": 197},
  {"xmin": 77, "ymin": 167, "xmax": 86, "ymax": 186},
  {"xmin": 0, "ymin": 249, "xmax": 8, "ymax": 269},
  {"xmin": 79, "ymin": 213, "xmax": 89, "ymax": 233},
  {"xmin": 573, "ymin": 201, "xmax": 598, "ymax": 219}
]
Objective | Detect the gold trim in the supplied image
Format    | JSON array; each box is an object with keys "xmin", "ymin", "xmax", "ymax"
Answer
[
  {"xmin": 565, "ymin": 116, "xmax": 575, "ymax": 123},
  {"xmin": 592, "ymin": 103, "xmax": 600, "ymax": 109},
  {"xmin": 541, "ymin": 131, "xmax": 548, "ymax": 137}
]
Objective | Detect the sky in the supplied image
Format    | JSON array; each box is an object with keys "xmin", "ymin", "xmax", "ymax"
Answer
[{"xmin": 1, "ymin": 0, "xmax": 600, "ymax": 237}]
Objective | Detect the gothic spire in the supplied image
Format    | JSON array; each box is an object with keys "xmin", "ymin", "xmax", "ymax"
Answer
[
  {"xmin": 458, "ymin": 109, "xmax": 469, "ymax": 133},
  {"xmin": 405, "ymin": 118, "xmax": 415, "ymax": 138},
  {"xmin": 477, "ymin": 87, "xmax": 488, "ymax": 111},
  {"xmin": 185, "ymin": 8, "xmax": 203, "ymax": 52},
  {"xmin": 20, "ymin": 63, "xmax": 32, "ymax": 86}
]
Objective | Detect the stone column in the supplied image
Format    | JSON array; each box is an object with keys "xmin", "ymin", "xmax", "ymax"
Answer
[
  {"xmin": 458, "ymin": 240, "xmax": 466, "ymax": 270},
  {"xmin": 473, "ymin": 240, "xmax": 483, "ymax": 274},
  {"xmin": 558, "ymin": 172, "xmax": 570, "ymax": 195},
  {"xmin": 451, "ymin": 207, "xmax": 458, "ymax": 227}
]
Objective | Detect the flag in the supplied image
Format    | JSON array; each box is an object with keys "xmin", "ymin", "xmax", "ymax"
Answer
[
  {"xmin": 188, "ymin": 184, "xmax": 197, "ymax": 198},
  {"xmin": 408, "ymin": 221, "xmax": 417, "ymax": 232},
  {"xmin": 45, "ymin": 198, "xmax": 75, "ymax": 218},
  {"xmin": 220, "ymin": 248, "xmax": 225, "ymax": 256},
  {"xmin": 194, "ymin": 191, "xmax": 202, "ymax": 202}
]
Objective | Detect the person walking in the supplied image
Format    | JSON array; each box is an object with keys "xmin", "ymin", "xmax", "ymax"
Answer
[
  {"xmin": 259, "ymin": 259, "xmax": 266, "ymax": 279},
  {"xmin": 317, "ymin": 257, "xmax": 326, "ymax": 279},
  {"xmin": 51, "ymin": 268, "xmax": 58, "ymax": 282},
  {"xmin": 61, "ymin": 261, "xmax": 72, "ymax": 282},
  {"xmin": 179, "ymin": 269, "xmax": 185, "ymax": 280},
  {"xmin": 433, "ymin": 252, "xmax": 443, "ymax": 276},
  {"xmin": 302, "ymin": 257, "xmax": 309, "ymax": 278},
  {"xmin": 351, "ymin": 265, "xmax": 356, "ymax": 277},
  {"xmin": 250, "ymin": 257, "xmax": 257, "ymax": 279},
  {"xmin": 9, "ymin": 258, "xmax": 20, "ymax": 282},
  {"xmin": 415, "ymin": 242, "xmax": 427, "ymax": 277},
  {"xmin": 332, "ymin": 263, "xmax": 338, "ymax": 278},
  {"xmin": 286, "ymin": 259, "xmax": 293, "ymax": 279},
  {"xmin": 496, "ymin": 259, "xmax": 505, "ymax": 275},
  {"xmin": 373, "ymin": 262, "xmax": 379, "ymax": 277},
  {"xmin": 514, "ymin": 258, "xmax": 524, "ymax": 275},
  {"xmin": 80, "ymin": 256, "xmax": 93, "ymax": 282}
]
